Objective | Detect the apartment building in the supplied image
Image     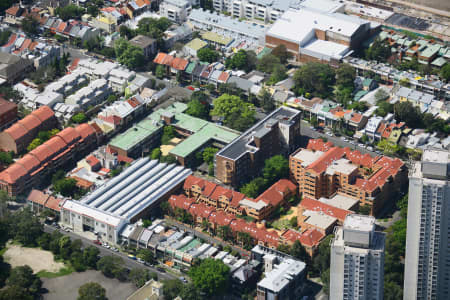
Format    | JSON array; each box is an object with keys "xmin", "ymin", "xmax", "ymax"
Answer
[
  {"xmin": 289, "ymin": 139, "xmax": 407, "ymax": 215},
  {"xmin": 215, "ymin": 106, "xmax": 301, "ymax": 187},
  {"xmin": 0, "ymin": 106, "xmax": 57, "ymax": 154},
  {"xmin": 65, "ymin": 78, "xmax": 112, "ymax": 110},
  {"xmin": 330, "ymin": 214, "xmax": 385, "ymax": 300},
  {"xmin": 184, "ymin": 175, "xmax": 296, "ymax": 220},
  {"xmin": 129, "ymin": 35, "xmax": 157, "ymax": 58},
  {"xmin": 0, "ymin": 123, "xmax": 99, "ymax": 197},
  {"xmin": 159, "ymin": 0, "xmax": 191, "ymax": 23},
  {"xmin": 213, "ymin": 0, "xmax": 344, "ymax": 23},
  {"xmin": 252, "ymin": 245, "xmax": 307, "ymax": 300},
  {"xmin": 403, "ymin": 149, "xmax": 450, "ymax": 300}
]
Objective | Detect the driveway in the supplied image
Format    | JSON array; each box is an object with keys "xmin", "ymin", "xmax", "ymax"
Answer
[{"xmin": 42, "ymin": 270, "xmax": 136, "ymax": 300}]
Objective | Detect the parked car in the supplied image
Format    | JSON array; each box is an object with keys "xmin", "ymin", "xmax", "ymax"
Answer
[
  {"xmin": 93, "ymin": 240, "xmax": 102, "ymax": 245},
  {"xmin": 128, "ymin": 254, "xmax": 137, "ymax": 260},
  {"xmin": 179, "ymin": 276, "xmax": 187, "ymax": 283},
  {"xmin": 137, "ymin": 258, "xmax": 145, "ymax": 264},
  {"xmin": 157, "ymin": 267, "xmax": 165, "ymax": 273},
  {"xmin": 367, "ymin": 146, "xmax": 374, "ymax": 151}
]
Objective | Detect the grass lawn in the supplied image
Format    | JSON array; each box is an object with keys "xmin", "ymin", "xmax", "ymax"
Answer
[
  {"xmin": 36, "ymin": 266, "xmax": 74, "ymax": 278},
  {"xmin": 271, "ymin": 219, "xmax": 291, "ymax": 230},
  {"xmin": 0, "ymin": 247, "xmax": 7, "ymax": 256}
]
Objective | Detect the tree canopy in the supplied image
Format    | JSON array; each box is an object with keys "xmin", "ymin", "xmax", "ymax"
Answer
[
  {"xmin": 185, "ymin": 95, "xmax": 210, "ymax": 120},
  {"xmin": 197, "ymin": 48, "xmax": 219, "ymax": 63},
  {"xmin": 21, "ymin": 17, "xmax": 39, "ymax": 35},
  {"xmin": 271, "ymin": 44, "xmax": 292, "ymax": 64},
  {"xmin": 225, "ymin": 50, "xmax": 256, "ymax": 72},
  {"xmin": 72, "ymin": 113, "xmax": 87, "ymax": 124},
  {"xmin": 211, "ymin": 94, "xmax": 255, "ymax": 131},
  {"xmin": 440, "ymin": 63, "xmax": 450, "ymax": 82},
  {"xmin": 293, "ymin": 62, "xmax": 336, "ymax": 98},
  {"xmin": 365, "ymin": 38, "xmax": 391, "ymax": 62},
  {"xmin": 257, "ymin": 54, "xmax": 281, "ymax": 73},
  {"xmin": 263, "ymin": 155, "xmax": 289, "ymax": 185},
  {"xmin": 115, "ymin": 38, "xmax": 145, "ymax": 70},
  {"xmin": 55, "ymin": 4, "xmax": 84, "ymax": 21},
  {"xmin": 78, "ymin": 282, "xmax": 107, "ymax": 300},
  {"xmin": 189, "ymin": 258, "xmax": 230, "ymax": 296}
]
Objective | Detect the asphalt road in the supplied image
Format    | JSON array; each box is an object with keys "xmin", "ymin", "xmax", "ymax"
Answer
[
  {"xmin": 43, "ymin": 224, "xmax": 175, "ymax": 281},
  {"xmin": 300, "ymin": 120, "xmax": 379, "ymax": 157}
]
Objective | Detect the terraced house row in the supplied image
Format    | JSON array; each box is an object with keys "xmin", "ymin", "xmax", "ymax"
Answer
[
  {"xmin": 183, "ymin": 175, "xmax": 297, "ymax": 221},
  {"xmin": 169, "ymin": 194, "xmax": 325, "ymax": 256},
  {"xmin": 289, "ymin": 139, "xmax": 407, "ymax": 215},
  {"xmin": 0, "ymin": 122, "xmax": 101, "ymax": 196}
]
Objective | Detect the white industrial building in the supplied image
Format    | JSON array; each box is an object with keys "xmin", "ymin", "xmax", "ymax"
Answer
[
  {"xmin": 159, "ymin": 0, "xmax": 192, "ymax": 23},
  {"xmin": 403, "ymin": 150, "xmax": 450, "ymax": 300},
  {"xmin": 61, "ymin": 158, "xmax": 192, "ymax": 244},
  {"xmin": 330, "ymin": 214, "xmax": 385, "ymax": 300}
]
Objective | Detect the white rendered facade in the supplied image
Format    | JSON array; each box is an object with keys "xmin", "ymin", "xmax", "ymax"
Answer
[
  {"xmin": 330, "ymin": 214, "xmax": 385, "ymax": 300},
  {"xmin": 403, "ymin": 150, "xmax": 450, "ymax": 300}
]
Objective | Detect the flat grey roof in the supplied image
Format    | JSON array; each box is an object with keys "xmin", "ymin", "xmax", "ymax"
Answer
[{"xmin": 216, "ymin": 107, "xmax": 300, "ymax": 160}]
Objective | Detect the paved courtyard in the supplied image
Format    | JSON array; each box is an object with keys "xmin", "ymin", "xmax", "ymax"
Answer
[{"xmin": 42, "ymin": 270, "xmax": 137, "ymax": 300}]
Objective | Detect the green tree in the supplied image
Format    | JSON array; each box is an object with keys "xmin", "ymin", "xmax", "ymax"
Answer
[
  {"xmin": 10, "ymin": 210, "xmax": 42, "ymax": 247},
  {"xmin": 59, "ymin": 235, "xmax": 72, "ymax": 260},
  {"xmin": 151, "ymin": 148, "xmax": 161, "ymax": 160},
  {"xmin": 263, "ymin": 155, "xmax": 289, "ymax": 185},
  {"xmin": 155, "ymin": 65, "xmax": 165, "ymax": 79},
  {"xmin": 137, "ymin": 249, "xmax": 155, "ymax": 264},
  {"xmin": 21, "ymin": 16, "xmax": 39, "ymax": 35},
  {"xmin": 240, "ymin": 177, "xmax": 266, "ymax": 198},
  {"xmin": 54, "ymin": 178, "xmax": 78, "ymax": 197},
  {"xmin": 394, "ymin": 101, "xmax": 423, "ymax": 128},
  {"xmin": 375, "ymin": 100, "xmax": 393, "ymax": 117},
  {"xmin": 189, "ymin": 258, "xmax": 230, "ymax": 297},
  {"xmin": 180, "ymin": 283, "xmax": 202, "ymax": 300},
  {"xmin": 293, "ymin": 62, "xmax": 336, "ymax": 98},
  {"xmin": 0, "ymin": 152, "xmax": 13, "ymax": 166},
  {"xmin": 0, "ymin": 286, "xmax": 33, "ymax": 300},
  {"xmin": 27, "ymin": 138, "xmax": 43, "ymax": 151},
  {"xmin": 269, "ymin": 64, "xmax": 287, "ymax": 84},
  {"xmin": 6, "ymin": 265, "xmax": 42, "ymax": 297},
  {"xmin": 336, "ymin": 64, "xmax": 355, "ymax": 90},
  {"xmin": 72, "ymin": 112, "xmax": 87, "ymax": 123},
  {"xmin": 202, "ymin": 147, "xmax": 218, "ymax": 164},
  {"xmin": 78, "ymin": 282, "xmax": 107, "ymax": 300},
  {"xmin": 186, "ymin": 98, "xmax": 210, "ymax": 120},
  {"xmin": 257, "ymin": 54, "xmax": 281, "ymax": 73},
  {"xmin": 365, "ymin": 38, "xmax": 391, "ymax": 62},
  {"xmin": 0, "ymin": 256, "xmax": 11, "ymax": 288},
  {"xmin": 197, "ymin": 47, "xmax": 219, "ymax": 63},
  {"xmin": 440, "ymin": 63, "xmax": 450, "ymax": 82},
  {"xmin": 115, "ymin": 38, "xmax": 145, "ymax": 70},
  {"xmin": 310, "ymin": 235, "xmax": 333, "ymax": 277},
  {"xmin": 97, "ymin": 256, "xmax": 123, "ymax": 278},
  {"xmin": 71, "ymin": 251, "xmax": 87, "ymax": 272},
  {"xmin": 161, "ymin": 126, "xmax": 175, "ymax": 145},
  {"xmin": 83, "ymin": 246, "xmax": 100, "ymax": 269},
  {"xmin": 129, "ymin": 268, "xmax": 150, "ymax": 288},
  {"xmin": 384, "ymin": 281, "xmax": 403, "ymax": 300},
  {"xmin": 162, "ymin": 279, "xmax": 183, "ymax": 300},
  {"xmin": 375, "ymin": 88, "xmax": 389, "ymax": 102},
  {"xmin": 211, "ymin": 94, "xmax": 255, "ymax": 131},
  {"xmin": 55, "ymin": 4, "xmax": 85, "ymax": 21},
  {"xmin": 237, "ymin": 232, "xmax": 254, "ymax": 250},
  {"xmin": 217, "ymin": 225, "xmax": 233, "ymax": 241},
  {"xmin": 86, "ymin": 5, "xmax": 99, "ymax": 17},
  {"xmin": 225, "ymin": 50, "xmax": 256, "ymax": 72},
  {"xmin": 0, "ymin": 30, "xmax": 11, "ymax": 46},
  {"xmin": 271, "ymin": 44, "xmax": 292, "ymax": 64},
  {"xmin": 289, "ymin": 216, "xmax": 298, "ymax": 228}
]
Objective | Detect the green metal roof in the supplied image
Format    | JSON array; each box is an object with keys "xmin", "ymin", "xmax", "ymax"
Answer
[
  {"xmin": 185, "ymin": 62, "xmax": 196, "ymax": 74},
  {"xmin": 109, "ymin": 119, "xmax": 162, "ymax": 151},
  {"xmin": 354, "ymin": 90, "xmax": 368, "ymax": 101},
  {"xmin": 362, "ymin": 78, "xmax": 373, "ymax": 87},
  {"xmin": 178, "ymin": 239, "xmax": 201, "ymax": 252},
  {"xmin": 257, "ymin": 47, "xmax": 272, "ymax": 59},
  {"xmin": 170, "ymin": 119, "xmax": 240, "ymax": 158},
  {"xmin": 148, "ymin": 102, "xmax": 188, "ymax": 122},
  {"xmin": 185, "ymin": 38, "xmax": 207, "ymax": 51},
  {"xmin": 420, "ymin": 44, "xmax": 441, "ymax": 58},
  {"xmin": 431, "ymin": 57, "xmax": 447, "ymax": 67}
]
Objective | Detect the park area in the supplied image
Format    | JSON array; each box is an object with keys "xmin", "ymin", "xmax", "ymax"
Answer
[
  {"xmin": 42, "ymin": 270, "xmax": 137, "ymax": 300},
  {"xmin": 3, "ymin": 243, "xmax": 65, "ymax": 274}
]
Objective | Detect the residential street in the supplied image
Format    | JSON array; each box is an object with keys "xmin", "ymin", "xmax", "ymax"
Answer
[{"xmin": 43, "ymin": 224, "xmax": 176, "ymax": 281}]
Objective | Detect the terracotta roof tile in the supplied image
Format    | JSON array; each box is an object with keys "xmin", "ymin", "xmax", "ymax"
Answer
[
  {"xmin": 56, "ymin": 127, "xmax": 80, "ymax": 144},
  {"xmin": 299, "ymin": 228, "xmax": 325, "ymax": 247},
  {"xmin": 0, "ymin": 163, "xmax": 28, "ymax": 184},
  {"xmin": 17, "ymin": 154, "xmax": 41, "ymax": 172},
  {"xmin": 153, "ymin": 52, "xmax": 167, "ymax": 65},
  {"xmin": 42, "ymin": 135, "xmax": 67, "ymax": 153},
  {"xmin": 300, "ymin": 197, "xmax": 353, "ymax": 222},
  {"xmin": 86, "ymin": 155, "xmax": 100, "ymax": 167},
  {"xmin": 169, "ymin": 194, "xmax": 194, "ymax": 211},
  {"xmin": 171, "ymin": 57, "xmax": 189, "ymax": 71},
  {"xmin": 217, "ymin": 72, "xmax": 230, "ymax": 83},
  {"xmin": 44, "ymin": 195, "xmax": 62, "ymax": 212},
  {"xmin": 27, "ymin": 189, "xmax": 50, "ymax": 205},
  {"xmin": 256, "ymin": 179, "xmax": 296, "ymax": 207},
  {"xmin": 74, "ymin": 123, "xmax": 96, "ymax": 139},
  {"xmin": 29, "ymin": 144, "xmax": 54, "ymax": 162}
]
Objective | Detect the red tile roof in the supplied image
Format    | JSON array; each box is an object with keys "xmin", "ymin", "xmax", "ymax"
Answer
[
  {"xmin": 217, "ymin": 72, "xmax": 230, "ymax": 83},
  {"xmin": 169, "ymin": 194, "xmax": 194, "ymax": 211},
  {"xmin": 307, "ymin": 147, "xmax": 345, "ymax": 174},
  {"xmin": 117, "ymin": 155, "xmax": 134, "ymax": 164},
  {"xmin": 17, "ymin": 154, "xmax": 41, "ymax": 172},
  {"xmin": 153, "ymin": 52, "xmax": 168, "ymax": 65},
  {"xmin": 75, "ymin": 123, "xmax": 96, "ymax": 139},
  {"xmin": 0, "ymin": 97, "xmax": 17, "ymax": 116},
  {"xmin": 4, "ymin": 123, "xmax": 28, "ymax": 140},
  {"xmin": 171, "ymin": 57, "xmax": 189, "ymax": 71},
  {"xmin": 307, "ymin": 139, "xmax": 333, "ymax": 152},
  {"xmin": 44, "ymin": 195, "xmax": 62, "ymax": 212},
  {"xmin": 2, "ymin": 33, "xmax": 17, "ymax": 47},
  {"xmin": 56, "ymin": 127, "xmax": 80, "ymax": 144},
  {"xmin": 299, "ymin": 228, "xmax": 325, "ymax": 247},
  {"xmin": 127, "ymin": 97, "xmax": 141, "ymax": 108},
  {"xmin": 0, "ymin": 163, "xmax": 27, "ymax": 184},
  {"xmin": 350, "ymin": 112, "xmax": 363, "ymax": 123},
  {"xmin": 43, "ymin": 136, "xmax": 67, "ymax": 153},
  {"xmin": 86, "ymin": 155, "xmax": 100, "ymax": 167},
  {"xmin": 256, "ymin": 179, "xmax": 296, "ymax": 207},
  {"xmin": 189, "ymin": 202, "xmax": 215, "ymax": 219},
  {"xmin": 29, "ymin": 144, "xmax": 54, "ymax": 162},
  {"xmin": 300, "ymin": 197, "xmax": 353, "ymax": 222},
  {"xmin": 27, "ymin": 189, "xmax": 49, "ymax": 205},
  {"xmin": 183, "ymin": 175, "xmax": 217, "ymax": 198},
  {"xmin": 5, "ymin": 6, "xmax": 21, "ymax": 16},
  {"xmin": 209, "ymin": 210, "xmax": 235, "ymax": 227}
]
